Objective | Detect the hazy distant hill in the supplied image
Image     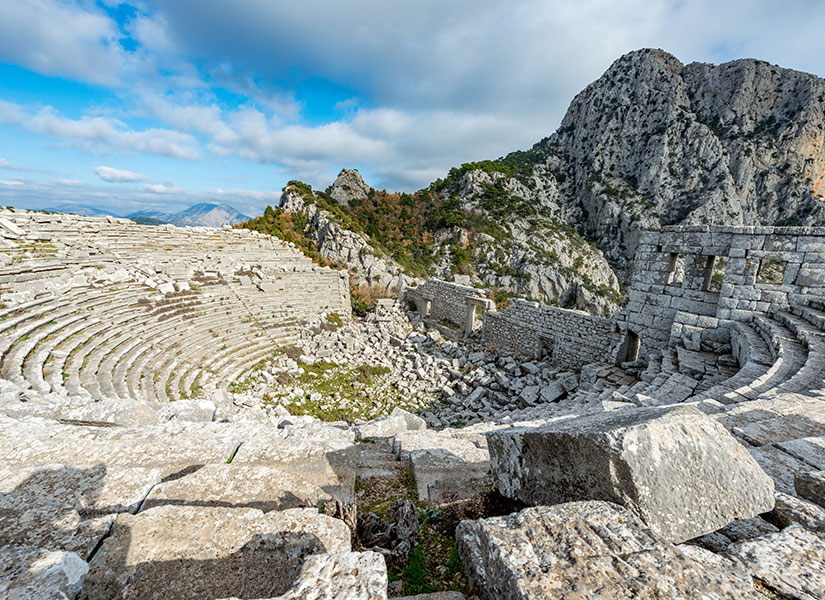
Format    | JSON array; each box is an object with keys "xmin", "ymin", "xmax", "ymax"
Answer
[
  {"xmin": 44, "ymin": 202, "xmax": 249, "ymax": 227},
  {"xmin": 126, "ymin": 203, "xmax": 249, "ymax": 227},
  {"xmin": 45, "ymin": 204, "xmax": 118, "ymax": 217},
  {"xmin": 165, "ymin": 203, "xmax": 250, "ymax": 227}
]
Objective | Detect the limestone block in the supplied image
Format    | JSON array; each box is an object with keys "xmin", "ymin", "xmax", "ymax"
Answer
[
  {"xmin": 456, "ymin": 501, "xmax": 759, "ymax": 600},
  {"xmin": 727, "ymin": 524, "xmax": 825, "ymax": 600},
  {"xmin": 275, "ymin": 551, "xmax": 388, "ymax": 600},
  {"xmin": 354, "ymin": 407, "xmax": 426, "ymax": 440},
  {"xmin": 486, "ymin": 405, "xmax": 775, "ymax": 542},
  {"xmin": 0, "ymin": 217, "xmax": 25, "ymax": 237},
  {"xmin": 231, "ymin": 427, "xmax": 357, "ymax": 503},
  {"xmin": 142, "ymin": 464, "xmax": 333, "ymax": 512},
  {"xmin": 776, "ymin": 436, "xmax": 825, "ymax": 470},
  {"xmin": 0, "ymin": 464, "xmax": 163, "ymax": 558},
  {"xmin": 80, "ymin": 506, "xmax": 350, "ymax": 600},
  {"xmin": 748, "ymin": 445, "xmax": 811, "ymax": 494},
  {"xmin": 59, "ymin": 397, "xmax": 160, "ymax": 427},
  {"xmin": 158, "ymin": 399, "xmax": 216, "ymax": 422},
  {"xmin": 768, "ymin": 491, "xmax": 825, "ymax": 533},
  {"xmin": 0, "ymin": 545, "xmax": 88, "ymax": 600},
  {"xmin": 795, "ymin": 471, "xmax": 825, "ymax": 508},
  {"xmin": 410, "ymin": 446, "xmax": 491, "ymax": 504}
]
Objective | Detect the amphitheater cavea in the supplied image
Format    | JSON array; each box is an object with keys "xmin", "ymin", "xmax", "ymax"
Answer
[{"xmin": 1, "ymin": 208, "xmax": 824, "ymax": 599}]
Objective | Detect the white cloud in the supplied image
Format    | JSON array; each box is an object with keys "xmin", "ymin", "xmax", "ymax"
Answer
[
  {"xmin": 0, "ymin": 180, "xmax": 23, "ymax": 186},
  {"xmin": 142, "ymin": 183, "xmax": 185, "ymax": 194},
  {"xmin": 0, "ymin": 0, "xmax": 122, "ymax": 85},
  {"xmin": 94, "ymin": 165, "xmax": 146, "ymax": 183},
  {"xmin": 0, "ymin": 101, "xmax": 201, "ymax": 160},
  {"xmin": 0, "ymin": 158, "xmax": 26, "ymax": 171}
]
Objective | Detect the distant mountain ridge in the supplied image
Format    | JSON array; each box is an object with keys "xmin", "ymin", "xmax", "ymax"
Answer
[{"xmin": 45, "ymin": 202, "xmax": 249, "ymax": 227}]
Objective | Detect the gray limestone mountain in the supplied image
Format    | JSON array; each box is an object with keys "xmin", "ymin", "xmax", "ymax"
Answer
[
  {"xmin": 254, "ymin": 48, "xmax": 825, "ymax": 313},
  {"xmin": 457, "ymin": 48, "xmax": 825, "ymax": 272}
]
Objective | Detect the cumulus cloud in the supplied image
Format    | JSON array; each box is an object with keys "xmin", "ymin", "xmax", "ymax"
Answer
[
  {"xmin": 2, "ymin": 0, "xmax": 825, "ymax": 200},
  {"xmin": 94, "ymin": 165, "xmax": 146, "ymax": 183},
  {"xmin": 0, "ymin": 101, "xmax": 201, "ymax": 160},
  {"xmin": 0, "ymin": 0, "xmax": 122, "ymax": 85}
]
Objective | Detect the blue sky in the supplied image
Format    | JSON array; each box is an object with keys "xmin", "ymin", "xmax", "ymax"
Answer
[{"xmin": 0, "ymin": 0, "xmax": 824, "ymax": 217}]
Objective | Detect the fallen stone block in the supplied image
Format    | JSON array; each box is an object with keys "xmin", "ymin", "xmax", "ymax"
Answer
[
  {"xmin": 59, "ymin": 397, "xmax": 160, "ymax": 427},
  {"xmin": 486, "ymin": 405, "xmax": 775, "ymax": 542},
  {"xmin": 727, "ymin": 524, "xmax": 825, "ymax": 600},
  {"xmin": 538, "ymin": 379, "xmax": 566, "ymax": 403},
  {"xmin": 80, "ymin": 505, "xmax": 350, "ymax": 600},
  {"xmin": 410, "ymin": 446, "xmax": 491, "ymax": 504},
  {"xmin": 795, "ymin": 470, "xmax": 825, "ymax": 509},
  {"xmin": 354, "ymin": 407, "xmax": 426, "ymax": 440},
  {"xmin": 456, "ymin": 501, "xmax": 759, "ymax": 600},
  {"xmin": 159, "ymin": 399, "xmax": 216, "ymax": 422},
  {"xmin": 767, "ymin": 491, "xmax": 825, "ymax": 533},
  {"xmin": 0, "ymin": 545, "xmax": 88, "ymax": 600}
]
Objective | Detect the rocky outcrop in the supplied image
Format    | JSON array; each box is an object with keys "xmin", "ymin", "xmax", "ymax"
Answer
[
  {"xmin": 279, "ymin": 177, "xmax": 619, "ymax": 314},
  {"xmin": 280, "ymin": 185, "xmax": 415, "ymax": 292},
  {"xmin": 456, "ymin": 501, "xmax": 761, "ymax": 600},
  {"xmin": 486, "ymin": 405, "xmax": 775, "ymax": 542},
  {"xmin": 440, "ymin": 49, "xmax": 825, "ymax": 276},
  {"xmin": 327, "ymin": 169, "xmax": 371, "ymax": 207}
]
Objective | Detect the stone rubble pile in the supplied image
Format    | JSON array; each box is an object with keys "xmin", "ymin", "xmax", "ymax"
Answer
[{"xmin": 231, "ymin": 300, "xmax": 581, "ymax": 429}]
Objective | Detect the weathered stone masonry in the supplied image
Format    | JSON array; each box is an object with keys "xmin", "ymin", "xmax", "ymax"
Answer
[
  {"xmin": 408, "ymin": 226, "xmax": 825, "ymax": 369},
  {"xmin": 618, "ymin": 225, "xmax": 825, "ymax": 358},
  {"xmin": 482, "ymin": 300, "xmax": 620, "ymax": 369},
  {"xmin": 406, "ymin": 279, "xmax": 495, "ymax": 334}
]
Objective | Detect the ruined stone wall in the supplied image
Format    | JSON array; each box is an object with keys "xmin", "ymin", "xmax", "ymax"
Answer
[
  {"xmin": 405, "ymin": 279, "xmax": 489, "ymax": 327},
  {"xmin": 482, "ymin": 300, "xmax": 621, "ymax": 369},
  {"xmin": 621, "ymin": 225, "xmax": 825, "ymax": 357}
]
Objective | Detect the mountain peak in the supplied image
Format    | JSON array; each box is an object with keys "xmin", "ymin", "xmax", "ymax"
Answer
[{"xmin": 327, "ymin": 168, "xmax": 371, "ymax": 207}]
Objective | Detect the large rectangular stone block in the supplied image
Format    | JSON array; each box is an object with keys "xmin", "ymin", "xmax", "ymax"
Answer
[{"xmin": 486, "ymin": 406, "xmax": 775, "ymax": 543}]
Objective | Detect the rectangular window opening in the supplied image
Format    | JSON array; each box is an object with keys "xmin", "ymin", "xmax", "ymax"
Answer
[
  {"xmin": 757, "ymin": 259, "xmax": 787, "ymax": 285},
  {"xmin": 665, "ymin": 253, "xmax": 685, "ymax": 285}
]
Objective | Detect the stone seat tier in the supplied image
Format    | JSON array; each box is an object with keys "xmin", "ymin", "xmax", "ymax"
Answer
[
  {"xmin": 750, "ymin": 313, "xmax": 809, "ymax": 398},
  {"xmin": 0, "ymin": 288, "xmax": 130, "ymax": 379},
  {"xmin": 164, "ymin": 315, "xmax": 300, "ymax": 401},
  {"xmin": 146, "ymin": 314, "xmax": 298, "ymax": 403},
  {"xmin": 764, "ymin": 309, "xmax": 825, "ymax": 398},
  {"xmin": 53, "ymin": 292, "xmax": 233, "ymax": 401},
  {"xmin": 118, "ymin": 300, "xmax": 256, "ymax": 401},
  {"xmin": 690, "ymin": 319, "xmax": 784, "ymax": 405},
  {"xmin": 125, "ymin": 301, "xmax": 268, "ymax": 404}
]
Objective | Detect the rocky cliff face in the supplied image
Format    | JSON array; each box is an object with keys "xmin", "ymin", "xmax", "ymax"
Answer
[
  {"xmin": 450, "ymin": 49, "xmax": 825, "ymax": 272},
  {"xmin": 280, "ymin": 185, "xmax": 415, "ymax": 293},
  {"xmin": 276, "ymin": 172, "xmax": 621, "ymax": 316}
]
